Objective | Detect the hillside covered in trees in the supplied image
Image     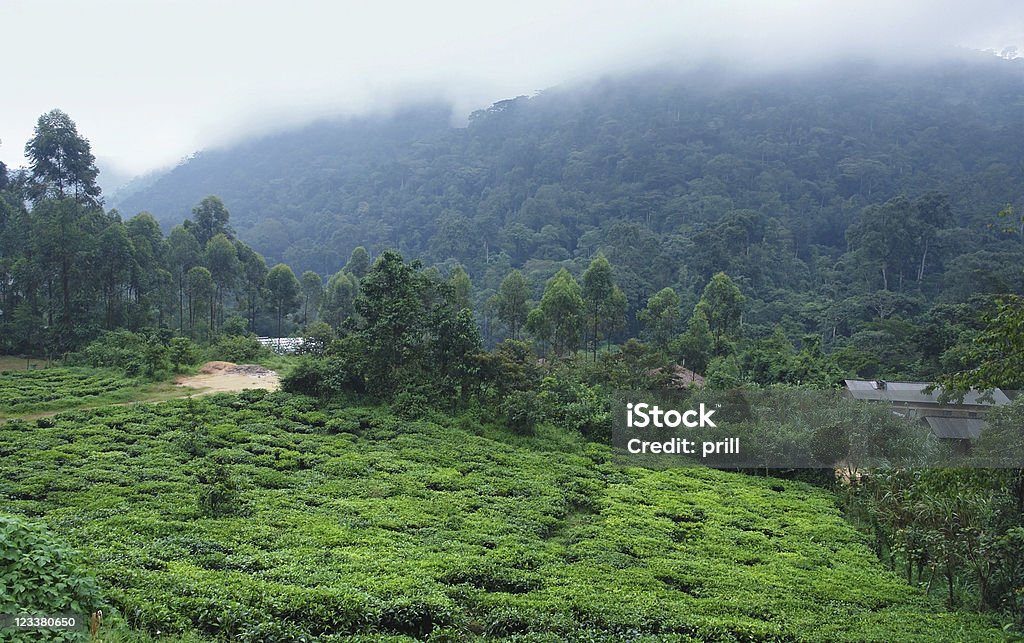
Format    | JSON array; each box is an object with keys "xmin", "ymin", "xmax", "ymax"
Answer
[{"xmin": 111, "ymin": 56, "xmax": 1024, "ymax": 375}]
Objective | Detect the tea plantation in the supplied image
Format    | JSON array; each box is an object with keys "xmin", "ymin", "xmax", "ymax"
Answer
[
  {"xmin": 0, "ymin": 368, "xmax": 143, "ymax": 417},
  {"xmin": 0, "ymin": 391, "xmax": 1004, "ymax": 641}
]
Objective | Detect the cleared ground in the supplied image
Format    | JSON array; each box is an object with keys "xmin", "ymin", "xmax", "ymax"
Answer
[{"xmin": 174, "ymin": 361, "xmax": 280, "ymax": 394}]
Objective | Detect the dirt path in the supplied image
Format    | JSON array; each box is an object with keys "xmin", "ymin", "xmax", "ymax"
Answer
[{"xmin": 175, "ymin": 361, "xmax": 281, "ymax": 394}]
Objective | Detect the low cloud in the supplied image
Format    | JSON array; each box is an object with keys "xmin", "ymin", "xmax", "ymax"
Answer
[{"xmin": 1, "ymin": 0, "xmax": 1020, "ymax": 179}]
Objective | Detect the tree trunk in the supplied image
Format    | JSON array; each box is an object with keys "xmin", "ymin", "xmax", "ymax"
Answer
[
  {"xmin": 917, "ymin": 238, "xmax": 929, "ymax": 282},
  {"xmin": 178, "ymin": 275, "xmax": 184, "ymax": 332},
  {"xmin": 277, "ymin": 306, "xmax": 283, "ymax": 350}
]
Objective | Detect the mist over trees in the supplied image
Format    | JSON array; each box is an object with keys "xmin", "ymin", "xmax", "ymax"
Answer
[{"xmin": 4, "ymin": 57, "xmax": 1024, "ymax": 386}]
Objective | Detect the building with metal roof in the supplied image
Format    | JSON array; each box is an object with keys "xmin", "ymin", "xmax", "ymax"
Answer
[
  {"xmin": 923, "ymin": 416, "xmax": 987, "ymax": 440},
  {"xmin": 844, "ymin": 379, "xmax": 1010, "ymax": 441},
  {"xmin": 844, "ymin": 379, "xmax": 1010, "ymax": 406}
]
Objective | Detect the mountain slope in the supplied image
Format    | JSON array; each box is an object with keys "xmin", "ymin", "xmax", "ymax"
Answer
[{"xmin": 117, "ymin": 56, "xmax": 1024, "ymax": 276}]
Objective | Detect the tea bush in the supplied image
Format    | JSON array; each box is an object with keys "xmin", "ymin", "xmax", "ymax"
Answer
[{"xmin": 0, "ymin": 367, "xmax": 137, "ymax": 415}]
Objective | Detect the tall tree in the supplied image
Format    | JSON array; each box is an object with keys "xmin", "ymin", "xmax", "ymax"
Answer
[
  {"xmin": 320, "ymin": 270, "xmax": 358, "ymax": 331},
  {"xmin": 235, "ymin": 241, "xmax": 267, "ymax": 332},
  {"xmin": 537, "ymin": 268, "xmax": 583, "ymax": 357},
  {"xmin": 31, "ymin": 197, "xmax": 101, "ymax": 349},
  {"xmin": 693, "ymin": 272, "xmax": 745, "ymax": 355},
  {"xmin": 95, "ymin": 222, "xmax": 134, "ymax": 329},
  {"xmin": 24, "ymin": 109, "xmax": 101, "ymax": 205},
  {"xmin": 846, "ymin": 196, "xmax": 914, "ymax": 292},
  {"xmin": 497, "ymin": 270, "xmax": 530, "ymax": 340},
  {"xmin": 582, "ymin": 254, "xmax": 627, "ymax": 359},
  {"xmin": 448, "ymin": 265, "xmax": 473, "ymax": 312},
  {"xmin": 168, "ymin": 226, "xmax": 201, "ymax": 331},
  {"xmin": 186, "ymin": 266, "xmax": 214, "ymax": 338},
  {"xmin": 265, "ymin": 263, "xmax": 300, "ymax": 344},
  {"xmin": 126, "ymin": 212, "xmax": 167, "ymax": 325},
  {"xmin": 204, "ymin": 233, "xmax": 240, "ymax": 332},
  {"xmin": 343, "ymin": 246, "xmax": 371, "ymax": 279},
  {"xmin": 354, "ymin": 251, "xmax": 428, "ymax": 392},
  {"xmin": 638, "ymin": 287, "xmax": 681, "ymax": 352},
  {"xmin": 189, "ymin": 196, "xmax": 233, "ymax": 247},
  {"xmin": 300, "ymin": 270, "xmax": 323, "ymax": 326}
]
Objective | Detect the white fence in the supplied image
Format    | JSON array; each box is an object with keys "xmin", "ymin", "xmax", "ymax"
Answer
[{"xmin": 257, "ymin": 337, "xmax": 304, "ymax": 355}]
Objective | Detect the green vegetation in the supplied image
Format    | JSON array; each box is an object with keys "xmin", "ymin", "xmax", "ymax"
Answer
[
  {"xmin": 0, "ymin": 392, "xmax": 1003, "ymax": 640},
  {"xmin": 0, "ymin": 367, "xmax": 165, "ymax": 417},
  {"xmin": 3, "ymin": 56, "xmax": 1024, "ymax": 641},
  {"xmin": 0, "ymin": 515, "xmax": 103, "ymax": 640}
]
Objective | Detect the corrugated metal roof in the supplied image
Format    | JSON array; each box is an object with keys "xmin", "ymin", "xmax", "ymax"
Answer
[
  {"xmin": 844, "ymin": 380, "xmax": 1010, "ymax": 406},
  {"xmin": 924, "ymin": 416, "xmax": 987, "ymax": 440}
]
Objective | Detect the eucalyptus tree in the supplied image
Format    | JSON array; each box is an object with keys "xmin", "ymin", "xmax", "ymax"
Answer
[
  {"xmin": 205, "ymin": 233, "xmax": 240, "ymax": 332},
  {"xmin": 497, "ymin": 269, "xmax": 530, "ymax": 340},
  {"xmin": 24, "ymin": 109, "xmax": 101, "ymax": 205},
  {"xmin": 448, "ymin": 265, "xmax": 473, "ymax": 313},
  {"xmin": 168, "ymin": 226, "xmax": 201, "ymax": 331},
  {"xmin": 186, "ymin": 266, "xmax": 214, "ymax": 338},
  {"xmin": 343, "ymin": 246, "xmax": 371, "ymax": 279},
  {"xmin": 300, "ymin": 270, "xmax": 323, "ymax": 326},
  {"xmin": 536, "ymin": 268, "xmax": 583, "ymax": 358},
  {"xmin": 638, "ymin": 287, "xmax": 681, "ymax": 353},
  {"xmin": 582, "ymin": 254, "xmax": 627, "ymax": 359},
  {"xmin": 265, "ymin": 263, "xmax": 300, "ymax": 345},
  {"xmin": 320, "ymin": 270, "xmax": 357, "ymax": 331},
  {"xmin": 189, "ymin": 196, "xmax": 233, "ymax": 246}
]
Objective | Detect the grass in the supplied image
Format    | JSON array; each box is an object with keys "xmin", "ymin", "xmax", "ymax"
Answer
[
  {"xmin": 0, "ymin": 390, "xmax": 1004, "ymax": 641},
  {"xmin": 252, "ymin": 353, "xmax": 300, "ymax": 377}
]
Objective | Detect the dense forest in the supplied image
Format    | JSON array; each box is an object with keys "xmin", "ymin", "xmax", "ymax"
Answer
[
  {"xmin": 113, "ymin": 56, "xmax": 1024, "ymax": 377},
  {"xmin": 4, "ymin": 57, "xmax": 1024, "ymax": 381}
]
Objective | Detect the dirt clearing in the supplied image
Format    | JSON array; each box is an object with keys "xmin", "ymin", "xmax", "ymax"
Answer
[{"xmin": 176, "ymin": 361, "xmax": 280, "ymax": 394}]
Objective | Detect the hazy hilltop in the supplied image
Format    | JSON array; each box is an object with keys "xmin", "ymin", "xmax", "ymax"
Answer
[{"xmin": 116, "ymin": 55, "xmax": 1024, "ymax": 284}]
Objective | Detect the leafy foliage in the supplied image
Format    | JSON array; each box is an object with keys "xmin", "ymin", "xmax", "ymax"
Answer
[{"xmin": 0, "ymin": 514, "xmax": 103, "ymax": 626}]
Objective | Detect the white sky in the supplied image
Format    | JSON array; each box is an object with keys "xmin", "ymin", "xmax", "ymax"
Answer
[{"xmin": 1, "ymin": 0, "xmax": 1021, "ymax": 180}]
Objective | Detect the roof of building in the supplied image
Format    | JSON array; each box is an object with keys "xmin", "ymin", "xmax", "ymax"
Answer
[
  {"xmin": 844, "ymin": 380, "xmax": 1010, "ymax": 406},
  {"xmin": 924, "ymin": 416, "xmax": 988, "ymax": 440}
]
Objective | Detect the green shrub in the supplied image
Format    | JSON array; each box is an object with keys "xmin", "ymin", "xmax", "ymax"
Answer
[
  {"xmin": 281, "ymin": 357, "xmax": 331, "ymax": 397},
  {"xmin": 70, "ymin": 329, "xmax": 169, "ymax": 377},
  {"xmin": 196, "ymin": 461, "xmax": 243, "ymax": 517},
  {"xmin": 208, "ymin": 334, "xmax": 268, "ymax": 364},
  {"xmin": 168, "ymin": 337, "xmax": 201, "ymax": 372},
  {"xmin": 501, "ymin": 390, "xmax": 541, "ymax": 435},
  {"xmin": 0, "ymin": 514, "xmax": 103, "ymax": 622},
  {"xmin": 536, "ymin": 375, "xmax": 613, "ymax": 440},
  {"xmin": 221, "ymin": 315, "xmax": 249, "ymax": 337},
  {"xmin": 391, "ymin": 389, "xmax": 432, "ymax": 420}
]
